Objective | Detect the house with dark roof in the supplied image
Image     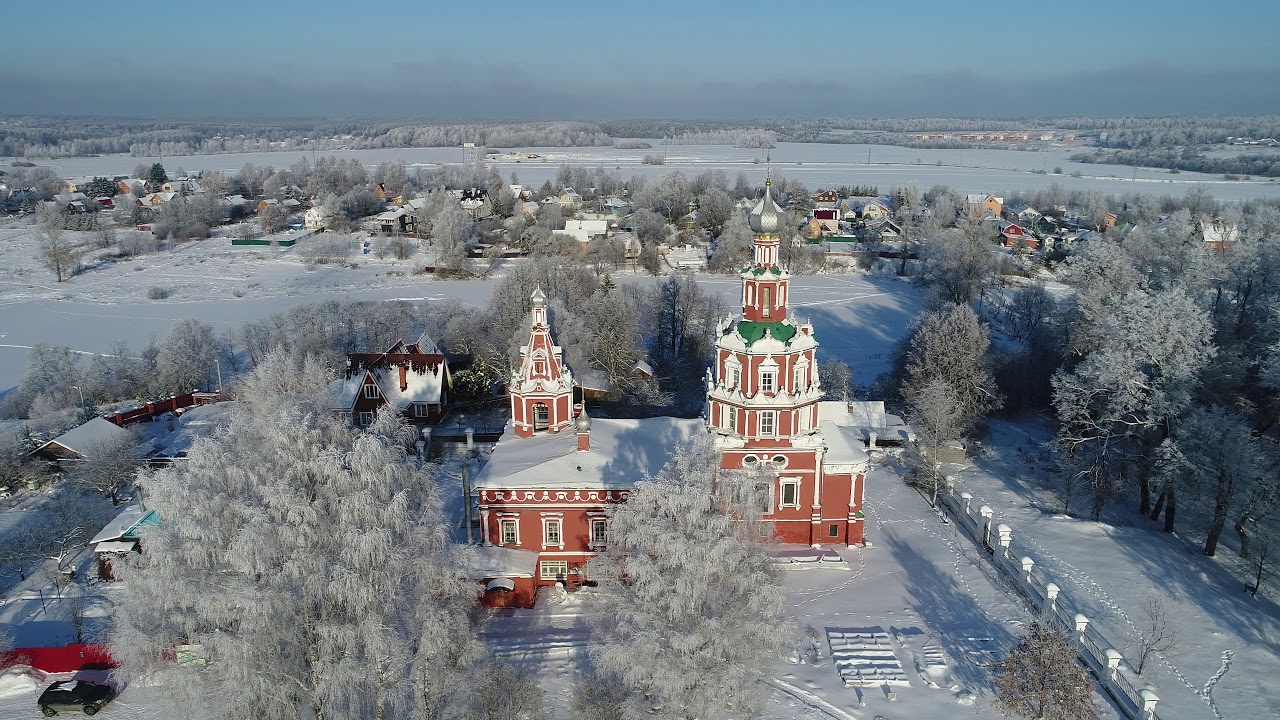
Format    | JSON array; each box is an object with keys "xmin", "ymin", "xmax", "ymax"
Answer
[{"xmin": 327, "ymin": 333, "xmax": 452, "ymax": 427}]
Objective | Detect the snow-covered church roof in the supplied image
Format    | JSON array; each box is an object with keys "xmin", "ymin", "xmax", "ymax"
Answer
[{"xmin": 474, "ymin": 417, "xmax": 706, "ymax": 491}]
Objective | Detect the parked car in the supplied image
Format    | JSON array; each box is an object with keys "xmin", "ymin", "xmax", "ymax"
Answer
[{"xmin": 37, "ymin": 680, "xmax": 116, "ymax": 716}]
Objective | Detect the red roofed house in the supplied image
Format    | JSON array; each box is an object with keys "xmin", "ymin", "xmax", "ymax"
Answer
[{"xmin": 327, "ymin": 333, "xmax": 452, "ymax": 427}]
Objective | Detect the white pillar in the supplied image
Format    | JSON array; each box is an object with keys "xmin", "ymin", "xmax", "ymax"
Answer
[
  {"xmin": 465, "ymin": 427, "xmax": 475, "ymax": 451},
  {"xmin": 868, "ymin": 431, "xmax": 877, "ymax": 449},
  {"xmin": 996, "ymin": 524, "xmax": 1012, "ymax": 551},
  {"xmin": 1073, "ymin": 614, "xmax": 1089, "ymax": 636},
  {"xmin": 1044, "ymin": 582, "xmax": 1060, "ymax": 612},
  {"xmin": 979, "ymin": 505, "xmax": 994, "ymax": 546},
  {"xmin": 1138, "ymin": 688, "xmax": 1159, "ymax": 719},
  {"xmin": 1104, "ymin": 648, "xmax": 1123, "ymax": 680},
  {"xmin": 960, "ymin": 492, "xmax": 973, "ymax": 516},
  {"xmin": 1020, "ymin": 556, "xmax": 1035, "ymax": 584}
]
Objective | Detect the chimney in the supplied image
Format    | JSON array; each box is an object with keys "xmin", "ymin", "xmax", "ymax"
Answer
[{"xmin": 398, "ymin": 365, "xmax": 408, "ymax": 391}]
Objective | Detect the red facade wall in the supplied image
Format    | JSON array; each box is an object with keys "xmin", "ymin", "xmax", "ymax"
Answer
[
  {"xmin": 479, "ymin": 577, "xmax": 537, "ymax": 609},
  {"xmin": 1, "ymin": 644, "xmax": 117, "ymax": 673}
]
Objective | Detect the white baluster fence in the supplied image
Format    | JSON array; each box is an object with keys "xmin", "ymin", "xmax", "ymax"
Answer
[{"xmin": 936, "ymin": 477, "xmax": 1162, "ymax": 720}]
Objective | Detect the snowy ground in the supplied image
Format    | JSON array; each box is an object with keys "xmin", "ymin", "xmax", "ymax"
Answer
[
  {"xmin": 0, "ymin": 216, "xmax": 923, "ymax": 394},
  {"xmin": 948, "ymin": 417, "xmax": 1280, "ymax": 720},
  {"xmin": 482, "ymin": 464, "xmax": 1120, "ymax": 720}
]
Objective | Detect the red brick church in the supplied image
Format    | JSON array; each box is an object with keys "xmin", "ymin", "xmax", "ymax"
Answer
[{"xmin": 471, "ymin": 178, "xmax": 873, "ymax": 607}]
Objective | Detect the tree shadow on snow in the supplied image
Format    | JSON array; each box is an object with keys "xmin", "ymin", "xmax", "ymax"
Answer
[
  {"xmin": 881, "ymin": 524, "xmax": 1016, "ymax": 695},
  {"xmin": 1111, "ymin": 522, "xmax": 1280, "ymax": 656}
]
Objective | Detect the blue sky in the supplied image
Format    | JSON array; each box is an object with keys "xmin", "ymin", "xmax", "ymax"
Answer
[{"xmin": 3, "ymin": 0, "xmax": 1278, "ymax": 118}]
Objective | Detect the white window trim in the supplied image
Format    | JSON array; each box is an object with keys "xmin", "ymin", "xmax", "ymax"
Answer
[
  {"xmin": 589, "ymin": 518, "xmax": 608, "ymax": 547},
  {"xmin": 542, "ymin": 517, "xmax": 564, "ymax": 549},
  {"xmin": 779, "ymin": 478, "xmax": 801, "ymax": 509},
  {"xmin": 759, "ymin": 410, "xmax": 776, "ymax": 438},
  {"xmin": 500, "ymin": 519, "xmax": 520, "ymax": 546},
  {"xmin": 414, "ymin": 403, "xmax": 430, "ymax": 418},
  {"xmin": 760, "ymin": 371, "xmax": 776, "ymax": 394},
  {"xmin": 358, "ymin": 411, "xmax": 375, "ymax": 427},
  {"xmin": 540, "ymin": 560, "xmax": 569, "ymax": 581},
  {"xmin": 363, "ymin": 384, "xmax": 379, "ymax": 399}
]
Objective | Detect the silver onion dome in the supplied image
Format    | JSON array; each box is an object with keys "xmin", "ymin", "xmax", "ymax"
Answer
[{"xmin": 749, "ymin": 179, "xmax": 783, "ymax": 234}]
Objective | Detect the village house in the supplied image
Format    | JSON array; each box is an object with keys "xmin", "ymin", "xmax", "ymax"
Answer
[
  {"xmin": 562, "ymin": 219, "xmax": 609, "ymax": 246},
  {"xmin": 558, "ymin": 187, "xmax": 583, "ymax": 210},
  {"xmin": 31, "ymin": 417, "xmax": 132, "ymax": 462},
  {"xmin": 375, "ymin": 208, "xmax": 415, "ymax": 234},
  {"xmin": 811, "ymin": 189, "xmax": 839, "ymax": 207},
  {"xmin": 473, "ymin": 179, "xmax": 873, "ymax": 607},
  {"xmin": 90, "ymin": 505, "xmax": 158, "ymax": 581},
  {"xmin": 811, "ymin": 207, "xmax": 840, "ymax": 234},
  {"xmin": 966, "ymin": 193, "xmax": 1004, "ymax": 219},
  {"xmin": 326, "ymin": 333, "xmax": 452, "ymax": 427},
  {"xmin": 460, "ymin": 187, "xmax": 492, "ymax": 219},
  {"xmin": 303, "ymin": 205, "xmax": 329, "ymax": 230},
  {"xmin": 1199, "ymin": 217, "xmax": 1240, "ymax": 253},
  {"xmin": 118, "ymin": 179, "xmax": 149, "ymax": 196}
]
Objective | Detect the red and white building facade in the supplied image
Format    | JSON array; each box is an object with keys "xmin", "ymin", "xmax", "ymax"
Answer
[
  {"xmin": 472, "ymin": 179, "xmax": 872, "ymax": 607},
  {"xmin": 706, "ymin": 179, "xmax": 869, "ymax": 546}
]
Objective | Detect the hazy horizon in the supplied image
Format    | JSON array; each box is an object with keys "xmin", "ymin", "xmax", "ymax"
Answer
[{"xmin": 3, "ymin": 0, "xmax": 1279, "ymax": 119}]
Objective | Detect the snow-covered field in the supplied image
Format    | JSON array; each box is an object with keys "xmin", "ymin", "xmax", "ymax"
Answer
[
  {"xmin": 15, "ymin": 142, "xmax": 1280, "ymax": 203},
  {"xmin": 0, "ymin": 218, "xmax": 923, "ymax": 394}
]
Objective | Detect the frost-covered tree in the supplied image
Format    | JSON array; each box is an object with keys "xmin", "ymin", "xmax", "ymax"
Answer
[
  {"xmin": 431, "ymin": 203, "xmax": 479, "ymax": 275},
  {"xmin": 707, "ymin": 210, "xmax": 754, "ymax": 273},
  {"xmin": 994, "ymin": 621, "xmax": 1098, "ymax": 720},
  {"xmin": 36, "ymin": 204, "xmax": 76, "ymax": 283},
  {"xmin": 110, "ymin": 354, "xmax": 482, "ymax": 720},
  {"xmin": 587, "ymin": 436, "xmax": 788, "ymax": 720},
  {"xmin": 900, "ymin": 303, "xmax": 1001, "ymax": 430},
  {"xmin": 1052, "ymin": 288, "xmax": 1215, "ymax": 521},
  {"xmin": 66, "ymin": 431, "xmax": 143, "ymax": 505},
  {"xmin": 919, "ymin": 217, "xmax": 998, "ymax": 306},
  {"xmin": 1162, "ymin": 406, "xmax": 1268, "ymax": 555},
  {"xmin": 905, "ymin": 378, "xmax": 965, "ymax": 507},
  {"xmin": 153, "ymin": 319, "xmax": 224, "ymax": 397}
]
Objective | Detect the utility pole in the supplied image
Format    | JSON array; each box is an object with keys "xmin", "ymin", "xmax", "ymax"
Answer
[{"xmin": 214, "ymin": 358, "xmax": 224, "ymax": 397}]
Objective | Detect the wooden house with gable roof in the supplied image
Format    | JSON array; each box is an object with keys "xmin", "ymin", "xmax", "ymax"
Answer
[{"xmin": 327, "ymin": 333, "xmax": 452, "ymax": 427}]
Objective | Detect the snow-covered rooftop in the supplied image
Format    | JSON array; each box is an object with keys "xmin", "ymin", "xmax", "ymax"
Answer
[
  {"xmin": 327, "ymin": 361, "xmax": 447, "ymax": 411},
  {"xmin": 36, "ymin": 417, "xmax": 130, "ymax": 458},
  {"xmin": 819, "ymin": 400, "xmax": 912, "ymax": 445},
  {"xmin": 464, "ymin": 545, "xmax": 538, "ymax": 579},
  {"xmin": 474, "ymin": 417, "xmax": 705, "ymax": 491},
  {"xmin": 90, "ymin": 504, "xmax": 157, "ymax": 545},
  {"xmin": 145, "ymin": 403, "xmax": 233, "ymax": 458}
]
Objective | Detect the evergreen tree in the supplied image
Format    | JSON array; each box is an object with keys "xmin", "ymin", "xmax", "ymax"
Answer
[{"xmin": 147, "ymin": 162, "xmax": 169, "ymax": 187}]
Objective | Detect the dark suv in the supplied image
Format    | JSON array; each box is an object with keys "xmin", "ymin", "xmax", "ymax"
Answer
[{"xmin": 37, "ymin": 680, "xmax": 116, "ymax": 716}]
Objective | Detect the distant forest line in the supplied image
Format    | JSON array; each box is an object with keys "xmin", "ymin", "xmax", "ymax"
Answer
[{"xmin": 2, "ymin": 115, "xmax": 1279, "ymax": 177}]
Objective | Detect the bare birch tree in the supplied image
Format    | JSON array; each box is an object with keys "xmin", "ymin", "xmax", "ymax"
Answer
[{"xmin": 37, "ymin": 204, "xmax": 76, "ymax": 282}]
